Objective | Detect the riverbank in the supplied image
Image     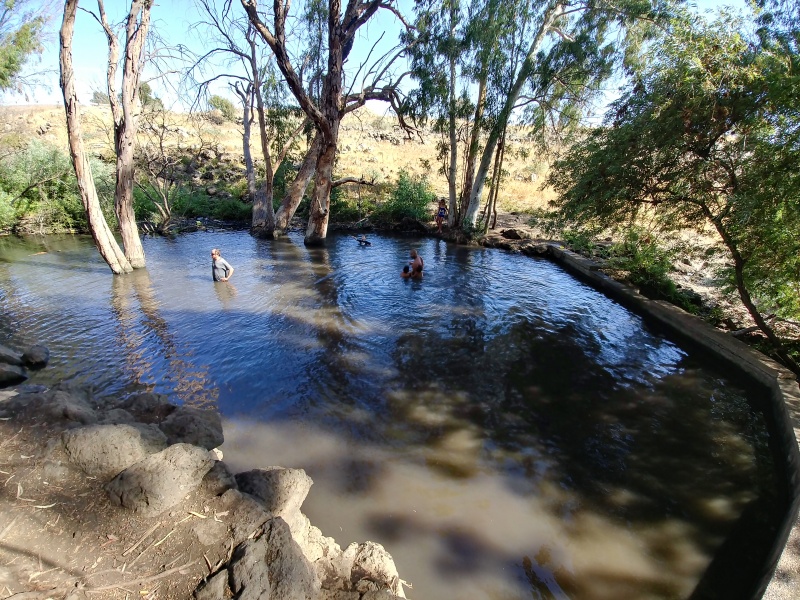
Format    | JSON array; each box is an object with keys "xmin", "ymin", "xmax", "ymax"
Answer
[{"xmin": 0, "ymin": 343, "xmax": 407, "ymax": 600}]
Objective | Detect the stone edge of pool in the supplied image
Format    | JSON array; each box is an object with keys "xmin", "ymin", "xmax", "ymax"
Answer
[{"xmin": 542, "ymin": 242, "xmax": 800, "ymax": 600}]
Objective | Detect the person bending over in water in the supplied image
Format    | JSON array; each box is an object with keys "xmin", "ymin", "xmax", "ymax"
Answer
[{"xmin": 211, "ymin": 248, "xmax": 234, "ymax": 282}]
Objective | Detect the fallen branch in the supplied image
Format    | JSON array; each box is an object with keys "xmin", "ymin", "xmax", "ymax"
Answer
[
  {"xmin": 84, "ymin": 560, "xmax": 196, "ymax": 592},
  {"xmin": 122, "ymin": 522, "xmax": 161, "ymax": 557}
]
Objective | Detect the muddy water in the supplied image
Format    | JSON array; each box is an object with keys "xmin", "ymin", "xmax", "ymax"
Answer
[{"xmin": 0, "ymin": 231, "xmax": 779, "ymax": 599}]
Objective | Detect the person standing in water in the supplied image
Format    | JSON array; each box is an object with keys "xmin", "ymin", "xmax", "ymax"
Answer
[
  {"xmin": 211, "ymin": 248, "xmax": 234, "ymax": 282},
  {"xmin": 409, "ymin": 249, "xmax": 424, "ymax": 279}
]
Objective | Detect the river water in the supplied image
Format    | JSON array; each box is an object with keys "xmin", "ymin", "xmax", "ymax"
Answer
[{"xmin": 0, "ymin": 231, "xmax": 780, "ymax": 599}]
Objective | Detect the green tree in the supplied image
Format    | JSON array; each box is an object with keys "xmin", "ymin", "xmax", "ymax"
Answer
[
  {"xmin": 209, "ymin": 94, "xmax": 237, "ymax": 121},
  {"xmin": 0, "ymin": 0, "xmax": 50, "ymax": 91},
  {"xmin": 548, "ymin": 10, "xmax": 800, "ymax": 370},
  {"xmin": 405, "ymin": 0, "xmax": 669, "ymax": 231}
]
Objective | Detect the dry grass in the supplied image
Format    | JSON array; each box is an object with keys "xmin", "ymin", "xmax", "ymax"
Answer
[{"xmin": 0, "ymin": 104, "xmax": 554, "ymax": 216}]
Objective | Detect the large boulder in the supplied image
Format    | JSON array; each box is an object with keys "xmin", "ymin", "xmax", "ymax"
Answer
[
  {"xmin": 62, "ymin": 424, "xmax": 168, "ymax": 480},
  {"xmin": 229, "ymin": 518, "xmax": 320, "ymax": 600},
  {"xmin": 105, "ymin": 443, "xmax": 214, "ymax": 517},
  {"xmin": 159, "ymin": 406, "xmax": 224, "ymax": 449},
  {"xmin": 342, "ymin": 542, "xmax": 405, "ymax": 598},
  {"xmin": 194, "ymin": 570, "xmax": 231, "ymax": 600},
  {"xmin": 21, "ymin": 345, "xmax": 49, "ymax": 369},
  {"xmin": 235, "ymin": 467, "xmax": 312, "ymax": 538},
  {"xmin": 118, "ymin": 392, "xmax": 176, "ymax": 422},
  {"xmin": 44, "ymin": 390, "xmax": 97, "ymax": 425},
  {"xmin": 0, "ymin": 364, "xmax": 27, "ymax": 388},
  {"xmin": 0, "ymin": 344, "xmax": 23, "ymax": 366}
]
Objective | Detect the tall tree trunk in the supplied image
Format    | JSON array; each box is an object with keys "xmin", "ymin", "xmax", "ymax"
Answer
[
  {"xmin": 446, "ymin": 2, "xmax": 458, "ymax": 228},
  {"xmin": 275, "ymin": 132, "xmax": 322, "ymax": 232},
  {"xmin": 483, "ymin": 128, "xmax": 505, "ymax": 233},
  {"xmin": 235, "ymin": 83, "xmax": 257, "ymax": 202},
  {"xmin": 250, "ymin": 43, "xmax": 277, "ymax": 238},
  {"xmin": 113, "ymin": 0, "xmax": 152, "ymax": 269},
  {"xmin": 60, "ymin": 0, "xmax": 132, "ymax": 274},
  {"xmin": 464, "ymin": 1, "xmax": 563, "ymax": 226},
  {"xmin": 305, "ymin": 138, "xmax": 337, "ymax": 246},
  {"xmin": 459, "ymin": 59, "xmax": 489, "ymax": 227}
]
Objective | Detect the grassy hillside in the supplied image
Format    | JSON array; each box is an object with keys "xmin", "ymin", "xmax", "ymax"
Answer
[{"xmin": 0, "ymin": 103, "xmax": 553, "ymax": 219}]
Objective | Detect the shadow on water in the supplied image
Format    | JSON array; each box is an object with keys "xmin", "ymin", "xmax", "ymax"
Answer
[{"xmin": 0, "ymin": 231, "xmax": 785, "ymax": 600}]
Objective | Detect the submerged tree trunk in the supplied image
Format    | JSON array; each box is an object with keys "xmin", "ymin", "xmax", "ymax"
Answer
[
  {"xmin": 274, "ymin": 132, "xmax": 322, "ymax": 232},
  {"xmin": 60, "ymin": 0, "xmax": 132, "ymax": 274},
  {"xmin": 110, "ymin": 0, "xmax": 152, "ymax": 269},
  {"xmin": 305, "ymin": 138, "xmax": 337, "ymax": 246}
]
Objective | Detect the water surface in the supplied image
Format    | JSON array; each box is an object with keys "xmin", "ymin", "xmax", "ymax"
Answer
[{"xmin": 0, "ymin": 231, "xmax": 779, "ymax": 599}]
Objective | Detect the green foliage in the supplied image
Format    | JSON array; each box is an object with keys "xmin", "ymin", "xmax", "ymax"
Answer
[
  {"xmin": 209, "ymin": 95, "xmax": 237, "ymax": 121},
  {"xmin": 139, "ymin": 82, "xmax": 163, "ymax": 111},
  {"xmin": 0, "ymin": 1, "xmax": 47, "ymax": 91},
  {"xmin": 0, "ymin": 141, "xmax": 115, "ymax": 233},
  {"xmin": 91, "ymin": 90, "xmax": 110, "ymax": 105},
  {"xmin": 548, "ymin": 9, "xmax": 800, "ymax": 353},
  {"xmin": 562, "ymin": 230, "xmax": 596, "ymax": 256},
  {"xmin": 211, "ymin": 198, "xmax": 251, "ymax": 221},
  {"xmin": 372, "ymin": 170, "xmax": 435, "ymax": 223}
]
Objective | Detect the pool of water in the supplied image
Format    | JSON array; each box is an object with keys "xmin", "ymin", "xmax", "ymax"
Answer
[{"xmin": 0, "ymin": 231, "xmax": 780, "ymax": 599}]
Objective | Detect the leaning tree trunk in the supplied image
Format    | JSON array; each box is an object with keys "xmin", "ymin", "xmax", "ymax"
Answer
[
  {"xmin": 274, "ymin": 132, "xmax": 322, "ymax": 232},
  {"xmin": 60, "ymin": 0, "xmax": 132, "ymax": 274},
  {"xmin": 113, "ymin": 0, "xmax": 152, "ymax": 269},
  {"xmin": 704, "ymin": 206, "xmax": 799, "ymax": 373}
]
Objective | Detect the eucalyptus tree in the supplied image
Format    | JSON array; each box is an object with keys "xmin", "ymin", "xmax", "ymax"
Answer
[
  {"xmin": 0, "ymin": 0, "xmax": 52, "ymax": 91},
  {"xmin": 191, "ymin": 0, "xmax": 309, "ymax": 238},
  {"xmin": 406, "ymin": 0, "xmax": 668, "ymax": 229},
  {"xmin": 60, "ymin": 0, "xmax": 132, "ymax": 274},
  {"xmin": 548, "ymin": 11, "xmax": 800, "ymax": 371},
  {"xmin": 95, "ymin": 0, "xmax": 153, "ymax": 269},
  {"xmin": 242, "ymin": 0, "xmax": 412, "ymax": 245}
]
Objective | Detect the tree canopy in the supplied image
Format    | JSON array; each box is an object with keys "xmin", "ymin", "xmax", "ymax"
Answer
[
  {"xmin": 0, "ymin": 0, "xmax": 50, "ymax": 91},
  {"xmin": 548, "ymin": 8, "xmax": 800, "ymax": 368}
]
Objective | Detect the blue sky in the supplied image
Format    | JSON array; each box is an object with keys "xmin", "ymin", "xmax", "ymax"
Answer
[{"xmin": 3, "ymin": 0, "xmax": 751, "ymax": 110}]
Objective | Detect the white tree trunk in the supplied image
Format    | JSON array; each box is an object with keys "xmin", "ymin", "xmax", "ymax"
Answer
[
  {"xmin": 60, "ymin": 0, "xmax": 132, "ymax": 274},
  {"xmin": 464, "ymin": 2, "xmax": 563, "ymax": 226}
]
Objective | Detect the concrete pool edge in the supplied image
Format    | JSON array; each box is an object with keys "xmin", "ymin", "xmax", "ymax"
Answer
[{"xmin": 545, "ymin": 242, "xmax": 800, "ymax": 600}]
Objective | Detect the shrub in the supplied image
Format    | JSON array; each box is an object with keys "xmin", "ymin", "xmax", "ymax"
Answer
[
  {"xmin": 372, "ymin": 170, "xmax": 435, "ymax": 223},
  {"xmin": 211, "ymin": 198, "xmax": 251, "ymax": 221},
  {"xmin": 209, "ymin": 95, "xmax": 237, "ymax": 122}
]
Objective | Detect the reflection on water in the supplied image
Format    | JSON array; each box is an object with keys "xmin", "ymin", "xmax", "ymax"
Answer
[{"xmin": 0, "ymin": 231, "xmax": 780, "ymax": 600}]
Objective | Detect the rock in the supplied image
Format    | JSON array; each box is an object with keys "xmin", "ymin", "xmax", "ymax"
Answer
[
  {"xmin": 207, "ymin": 186, "xmax": 217, "ymax": 196},
  {"xmin": 343, "ymin": 542, "xmax": 405, "ymax": 598},
  {"xmin": 235, "ymin": 467, "xmax": 312, "ymax": 538},
  {"xmin": 230, "ymin": 537, "xmax": 272, "ymax": 600},
  {"xmin": 195, "ymin": 569, "xmax": 231, "ymax": 600},
  {"xmin": 502, "ymin": 228, "xmax": 531, "ymax": 240},
  {"xmin": 118, "ymin": 392, "xmax": 176, "ymax": 422},
  {"xmin": 362, "ymin": 591, "xmax": 404, "ymax": 600},
  {"xmin": 0, "ymin": 364, "xmax": 27, "ymax": 388},
  {"xmin": 263, "ymin": 517, "xmax": 320, "ymax": 600},
  {"xmin": 200, "ymin": 460, "xmax": 238, "ymax": 497},
  {"xmin": 22, "ymin": 345, "xmax": 49, "ymax": 369},
  {"xmin": 220, "ymin": 489, "xmax": 272, "ymax": 545},
  {"xmin": 62, "ymin": 424, "xmax": 168, "ymax": 480},
  {"xmin": 99, "ymin": 408, "xmax": 135, "ymax": 425},
  {"xmin": 0, "ymin": 344, "xmax": 24, "ymax": 366},
  {"xmin": 192, "ymin": 515, "xmax": 228, "ymax": 546},
  {"xmin": 43, "ymin": 390, "xmax": 97, "ymax": 425},
  {"xmin": 105, "ymin": 443, "xmax": 214, "ymax": 517},
  {"xmin": 159, "ymin": 406, "xmax": 224, "ymax": 449}
]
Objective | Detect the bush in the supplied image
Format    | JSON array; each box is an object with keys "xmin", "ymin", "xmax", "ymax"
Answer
[
  {"xmin": 372, "ymin": 170, "xmax": 435, "ymax": 223},
  {"xmin": 211, "ymin": 198, "xmax": 251, "ymax": 221},
  {"xmin": 209, "ymin": 95, "xmax": 237, "ymax": 122},
  {"xmin": 0, "ymin": 141, "xmax": 115, "ymax": 233}
]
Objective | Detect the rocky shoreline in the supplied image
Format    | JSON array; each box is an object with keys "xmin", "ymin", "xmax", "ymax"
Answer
[{"xmin": 0, "ymin": 343, "xmax": 406, "ymax": 600}]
